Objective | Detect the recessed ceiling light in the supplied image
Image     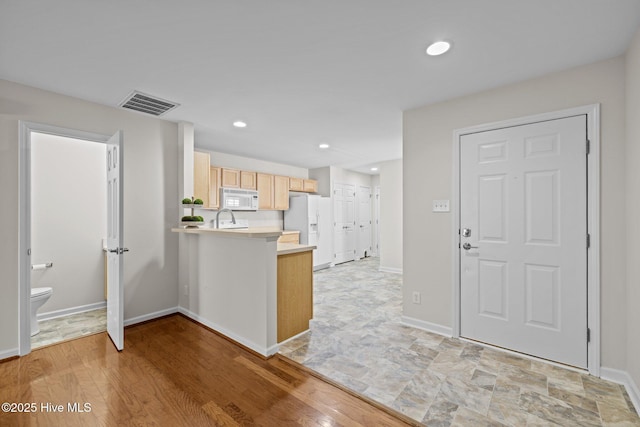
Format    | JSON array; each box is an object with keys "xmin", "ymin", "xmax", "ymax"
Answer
[
  {"xmin": 426, "ymin": 41, "xmax": 451, "ymax": 56},
  {"xmin": 371, "ymin": 167, "xmax": 378, "ymax": 171},
  {"xmin": 233, "ymin": 121, "xmax": 247, "ymax": 128},
  {"xmin": 318, "ymin": 143, "xmax": 330, "ymax": 149}
]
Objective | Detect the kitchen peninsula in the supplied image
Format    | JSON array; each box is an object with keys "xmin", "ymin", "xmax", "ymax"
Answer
[{"xmin": 172, "ymin": 226, "xmax": 315, "ymax": 357}]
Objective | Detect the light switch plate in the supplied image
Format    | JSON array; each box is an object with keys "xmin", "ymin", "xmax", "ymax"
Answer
[{"xmin": 432, "ymin": 199, "xmax": 450, "ymax": 212}]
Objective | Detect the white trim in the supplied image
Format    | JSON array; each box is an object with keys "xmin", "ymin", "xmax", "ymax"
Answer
[
  {"xmin": 451, "ymin": 104, "xmax": 601, "ymax": 376},
  {"xmin": 379, "ymin": 266, "xmax": 403, "ymax": 274},
  {"xmin": 401, "ymin": 316, "xmax": 453, "ymax": 337},
  {"xmin": 0, "ymin": 348, "xmax": 20, "ymax": 361},
  {"xmin": 124, "ymin": 307, "xmax": 179, "ymax": 327},
  {"xmin": 38, "ymin": 301, "xmax": 107, "ymax": 322},
  {"xmin": 600, "ymin": 367, "xmax": 640, "ymax": 415},
  {"xmin": 19, "ymin": 121, "xmax": 112, "ymax": 357},
  {"xmin": 178, "ymin": 307, "xmax": 277, "ymax": 357}
]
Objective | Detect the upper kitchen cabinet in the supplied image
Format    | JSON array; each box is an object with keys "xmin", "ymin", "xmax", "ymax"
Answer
[
  {"xmin": 221, "ymin": 168, "xmax": 241, "ymax": 188},
  {"xmin": 289, "ymin": 177, "xmax": 317, "ymax": 193},
  {"xmin": 240, "ymin": 170, "xmax": 257, "ymax": 190},
  {"xmin": 257, "ymin": 173, "xmax": 274, "ymax": 210},
  {"xmin": 303, "ymin": 179, "xmax": 317, "ymax": 193},
  {"xmin": 193, "ymin": 151, "xmax": 210, "ymax": 207},
  {"xmin": 209, "ymin": 166, "xmax": 221, "ymax": 209},
  {"xmin": 257, "ymin": 173, "xmax": 289, "ymax": 210},
  {"xmin": 274, "ymin": 175, "xmax": 290, "ymax": 210},
  {"xmin": 289, "ymin": 177, "xmax": 304, "ymax": 192}
]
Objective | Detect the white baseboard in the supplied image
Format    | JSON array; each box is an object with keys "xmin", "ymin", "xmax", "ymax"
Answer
[
  {"xmin": 0, "ymin": 347, "xmax": 19, "ymax": 361},
  {"xmin": 401, "ymin": 316, "xmax": 453, "ymax": 337},
  {"xmin": 38, "ymin": 301, "xmax": 107, "ymax": 321},
  {"xmin": 124, "ymin": 307, "xmax": 179, "ymax": 327},
  {"xmin": 379, "ymin": 266, "xmax": 403, "ymax": 274},
  {"xmin": 178, "ymin": 307, "xmax": 276, "ymax": 357},
  {"xmin": 600, "ymin": 367, "xmax": 640, "ymax": 415}
]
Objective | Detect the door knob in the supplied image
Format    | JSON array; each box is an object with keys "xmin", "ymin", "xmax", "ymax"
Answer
[{"xmin": 462, "ymin": 242, "xmax": 478, "ymax": 250}]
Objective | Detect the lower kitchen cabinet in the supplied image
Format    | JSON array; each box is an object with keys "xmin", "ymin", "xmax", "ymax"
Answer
[{"xmin": 277, "ymin": 250, "xmax": 313, "ymax": 342}]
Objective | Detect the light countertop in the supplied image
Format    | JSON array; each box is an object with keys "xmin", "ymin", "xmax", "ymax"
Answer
[
  {"xmin": 171, "ymin": 226, "xmax": 303, "ymax": 241},
  {"xmin": 277, "ymin": 243, "xmax": 316, "ymax": 255}
]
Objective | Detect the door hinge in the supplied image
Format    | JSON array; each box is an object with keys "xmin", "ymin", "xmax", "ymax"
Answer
[
  {"xmin": 587, "ymin": 233, "xmax": 591, "ymax": 248},
  {"xmin": 586, "ymin": 139, "xmax": 590, "ymax": 155},
  {"xmin": 587, "ymin": 328, "xmax": 591, "ymax": 343}
]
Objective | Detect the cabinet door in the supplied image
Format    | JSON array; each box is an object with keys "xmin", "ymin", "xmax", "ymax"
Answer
[
  {"xmin": 303, "ymin": 179, "xmax": 317, "ymax": 193},
  {"xmin": 289, "ymin": 177, "xmax": 304, "ymax": 191},
  {"xmin": 221, "ymin": 168, "xmax": 241, "ymax": 188},
  {"xmin": 257, "ymin": 173, "xmax": 274, "ymax": 210},
  {"xmin": 193, "ymin": 151, "xmax": 210, "ymax": 206},
  {"xmin": 274, "ymin": 175, "xmax": 290, "ymax": 210},
  {"xmin": 277, "ymin": 251, "xmax": 313, "ymax": 342},
  {"xmin": 240, "ymin": 170, "xmax": 257, "ymax": 190},
  {"xmin": 209, "ymin": 166, "xmax": 221, "ymax": 208}
]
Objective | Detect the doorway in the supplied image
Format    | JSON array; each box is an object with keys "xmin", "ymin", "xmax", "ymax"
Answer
[
  {"xmin": 30, "ymin": 132, "xmax": 107, "ymax": 349},
  {"xmin": 19, "ymin": 122, "xmax": 124, "ymax": 355},
  {"xmin": 452, "ymin": 105, "xmax": 601, "ymax": 374}
]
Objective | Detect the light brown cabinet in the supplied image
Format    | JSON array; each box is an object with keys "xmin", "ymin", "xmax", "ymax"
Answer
[
  {"xmin": 209, "ymin": 166, "xmax": 221, "ymax": 208},
  {"xmin": 277, "ymin": 250, "xmax": 313, "ymax": 342},
  {"xmin": 274, "ymin": 175, "xmax": 290, "ymax": 210},
  {"xmin": 221, "ymin": 168, "xmax": 241, "ymax": 188},
  {"xmin": 303, "ymin": 179, "xmax": 317, "ymax": 193},
  {"xmin": 289, "ymin": 177, "xmax": 304, "ymax": 192},
  {"xmin": 277, "ymin": 231, "xmax": 300, "ymax": 244},
  {"xmin": 289, "ymin": 177, "xmax": 317, "ymax": 193},
  {"xmin": 257, "ymin": 173, "xmax": 274, "ymax": 210},
  {"xmin": 240, "ymin": 170, "xmax": 257, "ymax": 190},
  {"xmin": 193, "ymin": 151, "xmax": 210, "ymax": 207}
]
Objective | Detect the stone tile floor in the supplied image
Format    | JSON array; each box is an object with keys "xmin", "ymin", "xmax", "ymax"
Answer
[
  {"xmin": 279, "ymin": 257, "xmax": 640, "ymax": 426},
  {"xmin": 31, "ymin": 308, "xmax": 106, "ymax": 349}
]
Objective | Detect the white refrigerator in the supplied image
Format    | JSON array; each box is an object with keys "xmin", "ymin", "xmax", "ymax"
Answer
[{"xmin": 284, "ymin": 194, "xmax": 333, "ymax": 270}]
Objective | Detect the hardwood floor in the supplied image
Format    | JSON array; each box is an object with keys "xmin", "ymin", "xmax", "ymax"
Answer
[{"xmin": 0, "ymin": 314, "xmax": 415, "ymax": 426}]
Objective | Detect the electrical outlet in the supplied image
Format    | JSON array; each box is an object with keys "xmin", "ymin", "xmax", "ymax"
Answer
[
  {"xmin": 412, "ymin": 291, "xmax": 421, "ymax": 304},
  {"xmin": 183, "ymin": 285, "xmax": 189, "ymax": 296},
  {"xmin": 432, "ymin": 200, "xmax": 450, "ymax": 212}
]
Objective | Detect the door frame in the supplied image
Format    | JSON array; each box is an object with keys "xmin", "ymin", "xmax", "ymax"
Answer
[
  {"xmin": 451, "ymin": 104, "xmax": 600, "ymax": 376},
  {"xmin": 18, "ymin": 121, "xmax": 114, "ymax": 356}
]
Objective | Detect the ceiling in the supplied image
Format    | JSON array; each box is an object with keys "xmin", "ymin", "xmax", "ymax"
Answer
[{"xmin": 2, "ymin": 1, "xmax": 640, "ymax": 174}]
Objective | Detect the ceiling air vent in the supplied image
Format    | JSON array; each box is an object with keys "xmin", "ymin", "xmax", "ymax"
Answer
[{"xmin": 119, "ymin": 91, "xmax": 179, "ymax": 116}]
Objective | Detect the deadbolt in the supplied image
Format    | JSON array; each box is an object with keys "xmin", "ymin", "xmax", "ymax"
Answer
[{"xmin": 462, "ymin": 228, "xmax": 471, "ymax": 238}]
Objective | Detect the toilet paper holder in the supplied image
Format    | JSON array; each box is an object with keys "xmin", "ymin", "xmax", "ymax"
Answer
[{"xmin": 31, "ymin": 262, "xmax": 53, "ymax": 270}]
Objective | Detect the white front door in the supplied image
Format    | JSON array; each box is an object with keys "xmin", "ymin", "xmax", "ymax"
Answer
[
  {"xmin": 357, "ymin": 185, "xmax": 372, "ymax": 258},
  {"xmin": 460, "ymin": 116, "xmax": 588, "ymax": 368},
  {"xmin": 106, "ymin": 131, "xmax": 124, "ymax": 351}
]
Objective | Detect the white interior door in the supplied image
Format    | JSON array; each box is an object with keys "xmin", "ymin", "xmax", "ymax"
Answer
[
  {"xmin": 333, "ymin": 183, "xmax": 356, "ymax": 264},
  {"xmin": 460, "ymin": 116, "xmax": 588, "ymax": 368},
  {"xmin": 357, "ymin": 185, "xmax": 372, "ymax": 258},
  {"xmin": 106, "ymin": 131, "xmax": 124, "ymax": 351}
]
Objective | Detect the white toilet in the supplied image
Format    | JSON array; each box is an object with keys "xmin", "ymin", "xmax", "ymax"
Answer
[{"xmin": 30, "ymin": 287, "xmax": 53, "ymax": 336}]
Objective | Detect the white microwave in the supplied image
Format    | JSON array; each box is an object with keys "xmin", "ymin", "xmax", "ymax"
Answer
[{"xmin": 220, "ymin": 187, "xmax": 259, "ymax": 211}]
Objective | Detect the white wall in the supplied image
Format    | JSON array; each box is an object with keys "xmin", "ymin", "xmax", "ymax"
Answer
[
  {"xmin": 379, "ymin": 159, "xmax": 402, "ymax": 272},
  {"xmin": 205, "ymin": 150, "xmax": 309, "ymax": 178},
  {"xmin": 0, "ymin": 79, "xmax": 180, "ymax": 356},
  {"xmin": 31, "ymin": 133, "xmax": 106, "ymax": 314},
  {"xmin": 626, "ymin": 28, "xmax": 640, "ymax": 396},
  {"xmin": 403, "ymin": 56, "xmax": 627, "ymax": 370}
]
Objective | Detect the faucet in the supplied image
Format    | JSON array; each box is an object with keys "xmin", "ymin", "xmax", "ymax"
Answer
[{"xmin": 215, "ymin": 208, "xmax": 236, "ymax": 228}]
